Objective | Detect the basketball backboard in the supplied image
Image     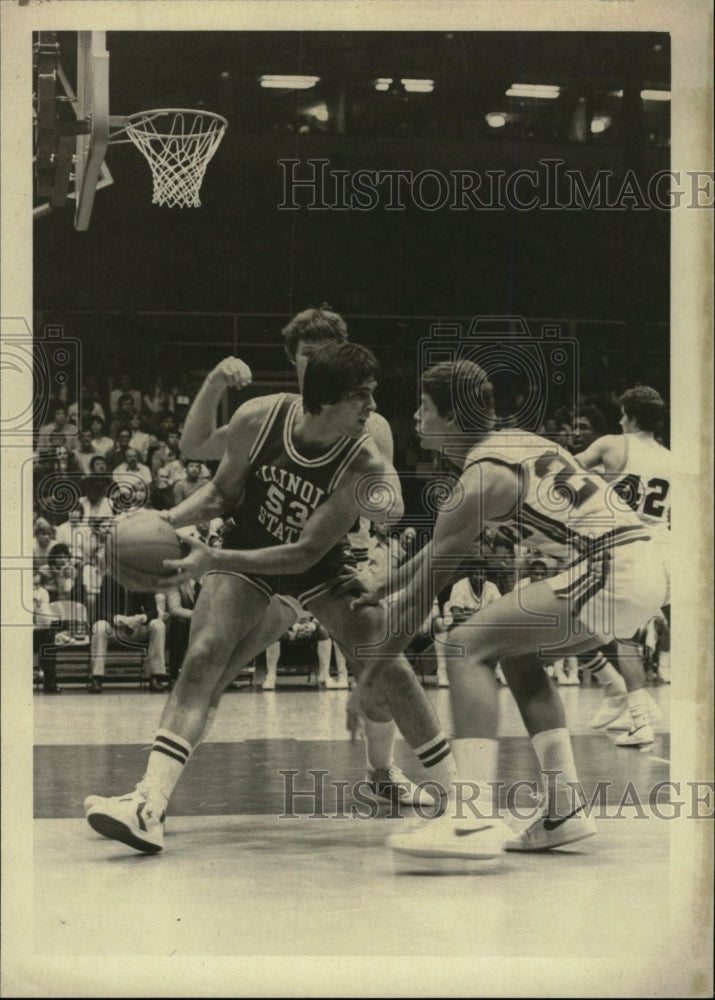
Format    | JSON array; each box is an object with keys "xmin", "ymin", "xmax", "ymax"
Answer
[
  {"xmin": 33, "ymin": 31, "xmax": 112, "ymax": 231},
  {"xmin": 73, "ymin": 31, "xmax": 110, "ymax": 231}
]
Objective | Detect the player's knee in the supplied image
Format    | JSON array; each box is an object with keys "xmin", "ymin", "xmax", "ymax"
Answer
[
  {"xmin": 182, "ymin": 635, "xmax": 230, "ymax": 677},
  {"xmin": 371, "ymin": 655, "xmax": 420, "ymax": 697}
]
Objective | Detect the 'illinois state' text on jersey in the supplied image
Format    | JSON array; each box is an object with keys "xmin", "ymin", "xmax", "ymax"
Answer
[{"xmin": 225, "ymin": 394, "xmax": 369, "ymax": 552}]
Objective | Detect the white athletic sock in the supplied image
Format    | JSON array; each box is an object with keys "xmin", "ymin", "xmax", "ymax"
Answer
[
  {"xmin": 627, "ymin": 688, "xmax": 650, "ymax": 728},
  {"xmin": 363, "ymin": 717, "xmax": 397, "ymax": 771},
  {"xmin": 415, "ymin": 733, "xmax": 458, "ymax": 805},
  {"xmin": 141, "ymin": 728, "xmax": 193, "ymax": 803},
  {"xmin": 451, "ymin": 737, "xmax": 499, "ymax": 814},
  {"xmin": 581, "ymin": 651, "xmax": 624, "ymax": 690},
  {"xmin": 531, "ymin": 728, "xmax": 580, "ymax": 812}
]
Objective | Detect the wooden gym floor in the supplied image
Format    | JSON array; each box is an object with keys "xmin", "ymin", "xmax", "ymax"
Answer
[{"xmin": 16, "ymin": 676, "xmax": 707, "ymax": 996}]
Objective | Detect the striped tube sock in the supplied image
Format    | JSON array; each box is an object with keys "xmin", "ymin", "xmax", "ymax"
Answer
[
  {"xmin": 142, "ymin": 729, "xmax": 193, "ymax": 803},
  {"xmin": 581, "ymin": 651, "xmax": 624, "ymax": 690},
  {"xmin": 415, "ymin": 733, "xmax": 457, "ymax": 803}
]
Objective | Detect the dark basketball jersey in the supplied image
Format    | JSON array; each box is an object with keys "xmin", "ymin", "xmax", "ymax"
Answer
[{"xmin": 223, "ymin": 393, "xmax": 370, "ymax": 571}]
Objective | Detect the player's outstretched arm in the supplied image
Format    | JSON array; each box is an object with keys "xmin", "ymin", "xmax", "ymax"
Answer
[{"xmin": 180, "ymin": 356, "xmax": 253, "ymax": 461}]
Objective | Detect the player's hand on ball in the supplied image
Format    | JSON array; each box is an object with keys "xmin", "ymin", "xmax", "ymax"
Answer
[
  {"xmin": 209, "ymin": 356, "xmax": 252, "ymax": 390},
  {"xmin": 162, "ymin": 533, "xmax": 214, "ymax": 585}
]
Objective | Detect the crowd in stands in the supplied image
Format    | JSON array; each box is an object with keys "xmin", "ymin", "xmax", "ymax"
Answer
[{"xmin": 32, "ymin": 364, "xmax": 657, "ymax": 693}]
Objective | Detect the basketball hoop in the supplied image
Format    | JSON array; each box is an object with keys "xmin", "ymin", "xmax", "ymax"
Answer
[{"xmin": 120, "ymin": 108, "xmax": 228, "ymax": 208}]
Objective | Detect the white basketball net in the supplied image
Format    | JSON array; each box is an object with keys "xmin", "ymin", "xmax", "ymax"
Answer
[{"xmin": 124, "ymin": 109, "xmax": 228, "ymax": 208}]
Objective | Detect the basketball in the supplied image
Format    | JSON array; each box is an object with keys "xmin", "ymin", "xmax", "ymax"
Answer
[{"xmin": 107, "ymin": 511, "xmax": 185, "ymax": 593}]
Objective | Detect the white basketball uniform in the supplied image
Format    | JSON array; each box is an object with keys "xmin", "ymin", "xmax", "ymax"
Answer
[
  {"xmin": 462, "ymin": 431, "xmax": 668, "ymax": 642},
  {"xmin": 613, "ymin": 434, "xmax": 671, "ymax": 606}
]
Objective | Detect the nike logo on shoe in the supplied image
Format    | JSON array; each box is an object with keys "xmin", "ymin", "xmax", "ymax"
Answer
[
  {"xmin": 542, "ymin": 805, "xmax": 585, "ymax": 831},
  {"xmin": 454, "ymin": 824, "xmax": 496, "ymax": 837}
]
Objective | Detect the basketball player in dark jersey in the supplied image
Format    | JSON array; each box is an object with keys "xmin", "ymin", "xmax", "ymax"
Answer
[
  {"xmin": 85, "ymin": 344, "xmax": 461, "ymax": 854},
  {"xmin": 354, "ymin": 360, "xmax": 668, "ymax": 865},
  {"xmin": 175, "ymin": 307, "xmax": 429, "ymax": 806}
]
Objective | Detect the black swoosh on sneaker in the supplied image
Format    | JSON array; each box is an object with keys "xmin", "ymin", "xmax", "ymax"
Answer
[
  {"xmin": 543, "ymin": 805, "xmax": 585, "ymax": 831},
  {"xmin": 454, "ymin": 824, "xmax": 496, "ymax": 837}
]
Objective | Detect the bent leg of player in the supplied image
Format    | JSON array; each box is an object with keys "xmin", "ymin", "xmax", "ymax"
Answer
[
  {"xmin": 85, "ymin": 574, "xmax": 271, "ymax": 853},
  {"xmin": 328, "ymin": 636, "xmax": 435, "ymax": 810},
  {"xmin": 612, "ymin": 639, "xmax": 661, "ymax": 747},
  {"xmin": 198, "ymin": 595, "xmax": 298, "ymax": 736}
]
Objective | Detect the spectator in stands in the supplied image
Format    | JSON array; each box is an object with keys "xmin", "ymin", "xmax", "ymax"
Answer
[
  {"xmin": 39, "ymin": 542, "xmax": 78, "ymax": 602},
  {"xmin": 128, "ymin": 413, "xmax": 155, "ymax": 464},
  {"xmin": 88, "ymin": 582, "xmax": 168, "ymax": 694},
  {"xmin": 113, "ymin": 448, "xmax": 152, "ymax": 510},
  {"xmin": 55, "ymin": 503, "xmax": 94, "ymax": 567},
  {"xmin": 172, "ymin": 459, "xmax": 205, "ymax": 505},
  {"xmin": 37, "ymin": 403, "xmax": 77, "ymax": 451},
  {"xmin": 81, "ymin": 534, "xmax": 106, "ymax": 627},
  {"xmin": 109, "ymin": 373, "xmax": 142, "ymax": 418},
  {"xmin": 89, "ymin": 416, "xmax": 115, "ymax": 459},
  {"xmin": 110, "ymin": 394, "xmax": 140, "ymax": 442},
  {"xmin": 33, "ymin": 573, "xmax": 61, "ymax": 694},
  {"xmin": 151, "ymin": 430, "xmax": 184, "ymax": 484},
  {"xmin": 68, "ymin": 382, "xmax": 106, "ymax": 429},
  {"xmin": 73, "ymin": 427, "xmax": 102, "ymax": 474},
  {"xmin": 143, "ymin": 377, "xmax": 176, "ymax": 431},
  {"xmin": 80, "ymin": 460, "xmax": 115, "ymax": 523},
  {"xmin": 33, "ymin": 517, "xmax": 55, "ymax": 572},
  {"xmin": 108, "ymin": 428, "xmax": 133, "ymax": 470},
  {"xmin": 148, "ymin": 467, "xmax": 174, "ymax": 511}
]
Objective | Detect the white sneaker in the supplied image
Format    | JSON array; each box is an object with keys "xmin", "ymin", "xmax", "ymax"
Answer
[
  {"xmin": 506, "ymin": 802, "xmax": 597, "ymax": 852},
  {"xmin": 85, "ymin": 787, "xmax": 166, "ymax": 853},
  {"xmin": 590, "ymin": 686, "xmax": 628, "ymax": 728},
  {"xmin": 615, "ymin": 722, "xmax": 654, "ymax": 747},
  {"xmin": 436, "ymin": 671, "xmax": 450, "ymax": 688},
  {"xmin": 658, "ymin": 666, "xmax": 671, "ymax": 684},
  {"xmin": 607, "ymin": 696, "xmax": 661, "ymax": 730},
  {"xmin": 261, "ymin": 677, "xmax": 276, "ymax": 691},
  {"xmin": 366, "ymin": 765, "xmax": 437, "ymax": 809},
  {"xmin": 389, "ymin": 810, "xmax": 511, "ymax": 869}
]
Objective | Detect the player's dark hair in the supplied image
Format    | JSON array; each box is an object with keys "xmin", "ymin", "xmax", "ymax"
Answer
[
  {"xmin": 302, "ymin": 342, "xmax": 378, "ymax": 416},
  {"xmin": 620, "ymin": 385, "xmax": 666, "ymax": 433},
  {"xmin": 421, "ymin": 361, "xmax": 495, "ymax": 432},
  {"xmin": 281, "ymin": 304, "xmax": 348, "ymax": 360}
]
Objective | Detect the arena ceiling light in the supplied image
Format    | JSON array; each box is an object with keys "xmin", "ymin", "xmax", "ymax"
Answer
[
  {"xmin": 374, "ymin": 77, "xmax": 393, "ymax": 91},
  {"xmin": 485, "ymin": 112, "xmax": 508, "ymax": 128},
  {"xmin": 259, "ymin": 75, "xmax": 320, "ymax": 90},
  {"xmin": 401, "ymin": 78, "xmax": 435, "ymax": 93},
  {"xmin": 506, "ymin": 83, "xmax": 561, "ymax": 99},
  {"xmin": 640, "ymin": 89, "xmax": 671, "ymax": 101},
  {"xmin": 590, "ymin": 115, "xmax": 611, "ymax": 134}
]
